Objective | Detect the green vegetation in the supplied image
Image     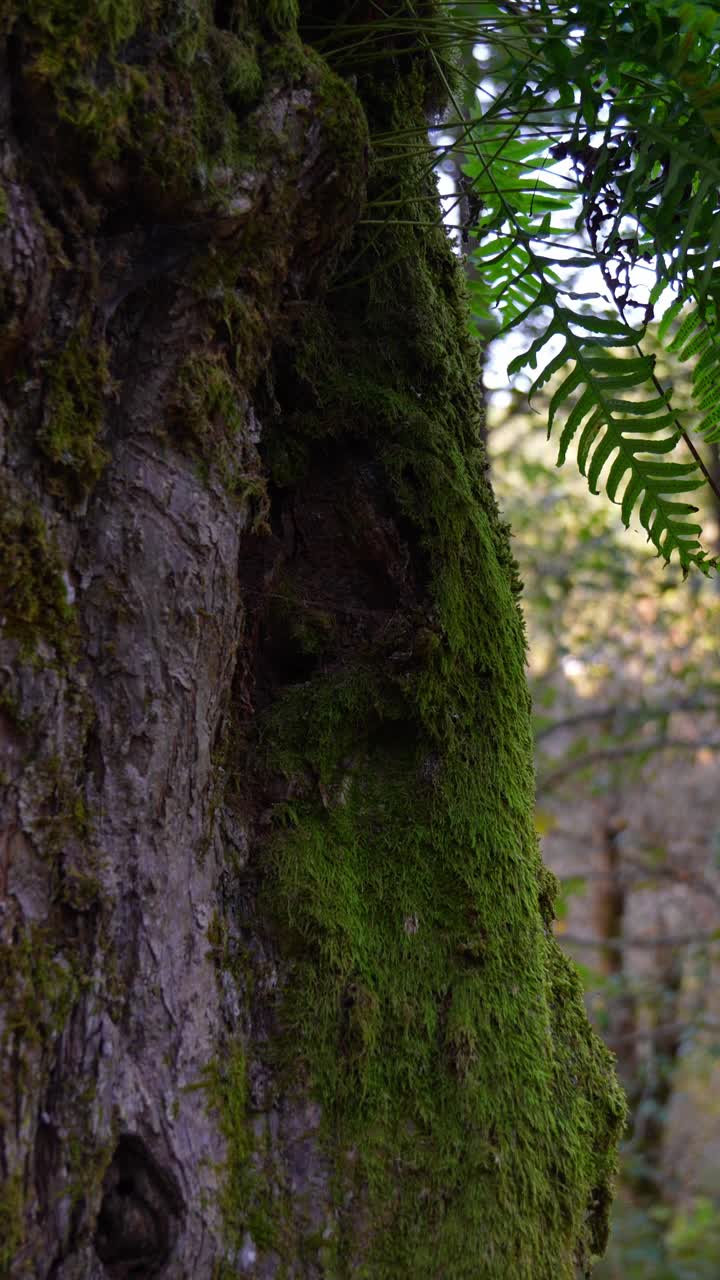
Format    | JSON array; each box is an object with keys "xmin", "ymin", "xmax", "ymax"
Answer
[
  {"xmin": 0, "ymin": 1173, "xmax": 24, "ymax": 1275},
  {"xmin": 0, "ymin": 925, "xmax": 81, "ymax": 1053},
  {"xmin": 35, "ymin": 749, "xmax": 102, "ymax": 911},
  {"xmin": 172, "ymin": 349, "xmax": 270, "ymax": 521},
  {"xmin": 476, "ymin": 0, "xmax": 720, "ymax": 573},
  {"xmin": 203, "ymin": 1046, "xmax": 253, "ymax": 1238},
  {"xmin": 12, "ymin": 0, "xmax": 265, "ymax": 212},
  {"xmin": 39, "ymin": 320, "xmax": 111, "ymax": 497},
  {"xmin": 0, "ymin": 922, "xmax": 97, "ymax": 1267},
  {"xmin": 0, "ymin": 478, "xmax": 77, "ymax": 660},
  {"xmin": 260, "ymin": 0, "xmax": 300, "ymax": 33},
  {"xmin": 202, "ymin": 1044, "xmax": 281, "ymax": 1267},
  {"xmin": 227, "ymin": 12, "xmax": 626, "ymax": 1274}
]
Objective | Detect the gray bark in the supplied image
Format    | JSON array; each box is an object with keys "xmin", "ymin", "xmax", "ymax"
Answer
[{"xmin": 0, "ymin": 21, "xmax": 360, "ymax": 1275}]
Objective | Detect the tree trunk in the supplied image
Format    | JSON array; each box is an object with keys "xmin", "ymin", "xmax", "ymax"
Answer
[{"xmin": 0, "ymin": 3, "xmax": 624, "ymax": 1277}]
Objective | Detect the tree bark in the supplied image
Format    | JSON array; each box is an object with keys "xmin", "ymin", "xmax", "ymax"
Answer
[{"xmin": 0, "ymin": 4, "xmax": 624, "ymax": 1277}]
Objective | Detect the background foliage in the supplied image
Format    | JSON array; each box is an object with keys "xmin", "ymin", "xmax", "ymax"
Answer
[{"xmin": 351, "ymin": 0, "xmax": 720, "ymax": 570}]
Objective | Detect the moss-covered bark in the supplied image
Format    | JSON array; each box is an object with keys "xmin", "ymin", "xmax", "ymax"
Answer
[{"xmin": 0, "ymin": 1, "xmax": 623, "ymax": 1276}]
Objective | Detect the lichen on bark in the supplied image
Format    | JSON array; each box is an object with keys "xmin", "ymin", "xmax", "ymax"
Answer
[{"xmin": 0, "ymin": 1, "xmax": 623, "ymax": 1276}]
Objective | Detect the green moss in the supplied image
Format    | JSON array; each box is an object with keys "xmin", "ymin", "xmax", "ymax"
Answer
[
  {"xmin": 13, "ymin": 0, "xmax": 267, "ymax": 213},
  {"xmin": 313, "ymin": 50, "xmax": 369, "ymax": 195},
  {"xmin": 39, "ymin": 320, "xmax": 111, "ymax": 497},
  {"xmin": 174, "ymin": 350, "xmax": 245, "ymax": 455},
  {"xmin": 0, "ymin": 480, "xmax": 77, "ymax": 660},
  {"xmin": 172, "ymin": 349, "xmax": 270, "ymax": 524},
  {"xmin": 0, "ymin": 1172, "xmax": 24, "ymax": 1275},
  {"xmin": 256, "ymin": 0, "xmax": 299, "ymax": 33},
  {"xmin": 190, "ymin": 43, "xmax": 367, "ymax": 341},
  {"xmin": 209, "ymin": 27, "xmax": 263, "ymax": 108},
  {"xmin": 65, "ymin": 1082, "xmax": 113, "ymax": 1207},
  {"xmin": 260, "ymin": 40, "xmax": 367, "ymax": 196},
  {"xmin": 34, "ymin": 751, "xmax": 102, "ymax": 910},
  {"xmin": 259, "ymin": 652, "xmax": 625, "ymax": 1274},
  {"xmin": 21, "ymin": 0, "xmax": 144, "ymax": 51},
  {"xmin": 202, "ymin": 1044, "xmax": 281, "ymax": 1259},
  {"xmin": 301, "ymin": 0, "xmax": 454, "ymax": 110},
  {"xmin": 0, "ymin": 919, "xmax": 104, "ymax": 1273},
  {"xmin": 0, "ymin": 686, "xmax": 30, "ymax": 735},
  {"xmin": 0, "ymin": 926, "xmax": 81, "ymax": 1052},
  {"xmin": 241, "ymin": 16, "xmax": 626, "ymax": 1277},
  {"xmin": 206, "ymin": 910, "xmax": 254, "ymax": 994},
  {"xmin": 16, "ymin": 0, "xmax": 147, "ymax": 164},
  {"xmin": 267, "ymin": 582, "xmax": 336, "ymax": 660}
]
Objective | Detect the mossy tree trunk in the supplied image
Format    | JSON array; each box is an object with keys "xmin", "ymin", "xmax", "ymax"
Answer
[{"xmin": 0, "ymin": 3, "xmax": 624, "ymax": 1277}]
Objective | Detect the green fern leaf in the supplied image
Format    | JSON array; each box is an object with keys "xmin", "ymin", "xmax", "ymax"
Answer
[
  {"xmin": 658, "ymin": 296, "xmax": 720, "ymax": 444},
  {"xmin": 507, "ymin": 286, "xmax": 708, "ymax": 570}
]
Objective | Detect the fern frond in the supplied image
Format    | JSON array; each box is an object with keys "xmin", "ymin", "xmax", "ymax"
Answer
[
  {"xmin": 658, "ymin": 297, "xmax": 720, "ymax": 442},
  {"xmin": 507, "ymin": 284, "xmax": 709, "ymax": 570}
]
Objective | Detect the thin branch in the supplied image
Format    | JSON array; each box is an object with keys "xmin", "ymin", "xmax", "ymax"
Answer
[
  {"xmin": 535, "ymin": 698, "xmax": 720, "ymax": 742},
  {"xmin": 538, "ymin": 737, "xmax": 720, "ymax": 790},
  {"xmin": 602, "ymin": 1018, "xmax": 720, "ymax": 1045},
  {"xmin": 559, "ymin": 931, "xmax": 720, "ymax": 949},
  {"xmin": 558, "ymin": 860, "xmax": 720, "ymax": 906}
]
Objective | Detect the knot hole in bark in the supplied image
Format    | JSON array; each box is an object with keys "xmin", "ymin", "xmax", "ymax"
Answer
[{"xmin": 94, "ymin": 1135, "xmax": 183, "ymax": 1277}]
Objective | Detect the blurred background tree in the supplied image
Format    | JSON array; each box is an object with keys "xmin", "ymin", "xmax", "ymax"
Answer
[{"xmin": 485, "ymin": 327, "xmax": 720, "ymax": 1278}]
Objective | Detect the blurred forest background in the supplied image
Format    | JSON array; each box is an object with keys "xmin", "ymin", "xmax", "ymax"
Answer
[{"xmin": 484, "ymin": 333, "xmax": 720, "ymax": 1278}]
